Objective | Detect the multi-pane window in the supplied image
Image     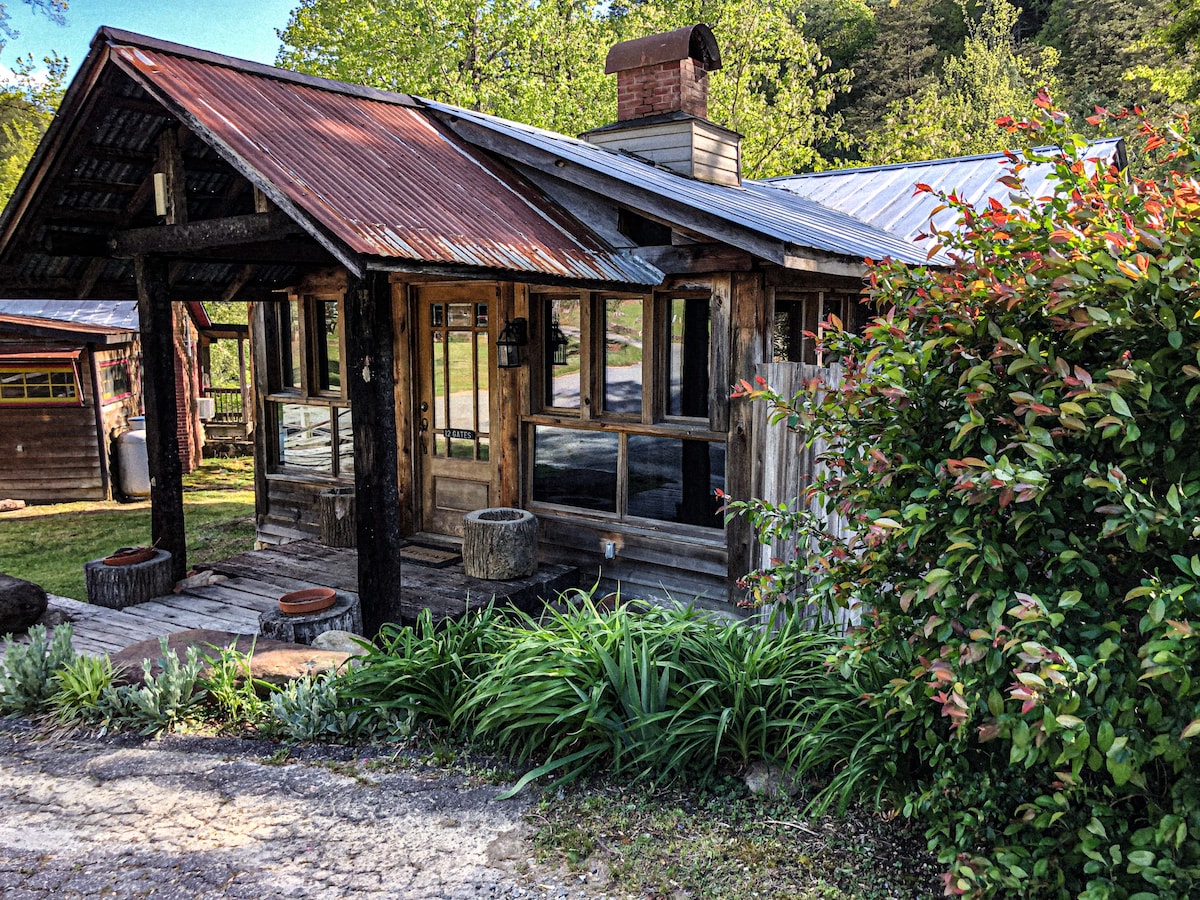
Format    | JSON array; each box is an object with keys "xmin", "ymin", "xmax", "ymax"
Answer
[
  {"xmin": 0, "ymin": 364, "xmax": 80, "ymax": 406},
  {"xmin": 773, "ymin": 291, "xmax": 868, "ymax": 364},
  {"xmin": 427, "ymin": 301, "xmax": 491, "ymax": 462},
  {"xmin": 269, "ymin": 296, "xmax": 352, "ymax": 480},
  {"xmin": 99, "ymin": 359, "xmax": 132, "ymax": 402},
  {"xmin": 529, "ymin": 289, "xmax": 725, "ymax": 531}
]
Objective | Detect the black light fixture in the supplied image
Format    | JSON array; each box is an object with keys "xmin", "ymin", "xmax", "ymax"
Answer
[
  {"xmin": 550, "ymin": 318, "xmax": 570, "ymax": 366},
  {"xmin": 496, "ymin": 317, "xmax": 528, "ymax": 369}
]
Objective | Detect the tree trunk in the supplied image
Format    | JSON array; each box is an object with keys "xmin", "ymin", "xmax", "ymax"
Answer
[
  {"xmin": 84, "ymin": 550, "xmax": 175, "ymax": 609},
  {"xmin": 319, "ymin": 488, "xmax": 357, "ymax": 548},
  {"xmin": 462, "ymin": 508, "xmax": 538, "ymax": 580},
  {"xmin": 259, "ymin": 594, "xmax": 363, "ymax": 645}
]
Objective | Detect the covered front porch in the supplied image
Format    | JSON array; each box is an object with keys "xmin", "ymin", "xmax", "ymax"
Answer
[{"xmin": 16, "ymin": 541, "xmax": 578, "ymax": 656}]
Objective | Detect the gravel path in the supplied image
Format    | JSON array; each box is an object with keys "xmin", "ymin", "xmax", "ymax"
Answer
[{"xmin": 0, "ymin": 720, "xmax": 607, "ymax": 899}]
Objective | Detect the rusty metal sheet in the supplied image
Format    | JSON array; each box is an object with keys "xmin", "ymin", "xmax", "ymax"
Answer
[
  {"xmin": 108, "ymin": 43, "xmax": 662, "ymax": 287},
  {"xmin": 604, "ymin": 24, "xmax": 721, "ymax": 74}
]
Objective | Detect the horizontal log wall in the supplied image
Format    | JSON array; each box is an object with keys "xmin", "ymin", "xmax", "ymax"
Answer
[
  {"xmin": 0, "ymin": 403, "xmax": 104, "ymax": 503},
  {"xmin": 536, "ymin": 513, "xmax": 727, "ymax": 607},
  {"xmin": 256, "ymin": 477, "xmax": 328, "ymax": 545}
]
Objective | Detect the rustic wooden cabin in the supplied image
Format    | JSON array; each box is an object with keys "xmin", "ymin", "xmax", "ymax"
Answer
[
  {"xmin": 0, "ymin": 299, "xmax": 210, "ymax": 502},
  {"xmin": 0, "ymin": 24, "xmax": 947, "ymax": 628}
]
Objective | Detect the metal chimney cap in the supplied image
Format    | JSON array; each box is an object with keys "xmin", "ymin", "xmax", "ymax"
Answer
[{"xmin": 604, "ymin": 24, "xmax": 721, "ymax": 75}]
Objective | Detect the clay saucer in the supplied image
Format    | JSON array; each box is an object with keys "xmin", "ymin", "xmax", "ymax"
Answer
[
  {"xmin": 102, "ymin": 546, "xmax": 156, "ymax": 567},
  {"xmin": 278, "ymin": 587, "xmax": 337, "ymax": 615}
]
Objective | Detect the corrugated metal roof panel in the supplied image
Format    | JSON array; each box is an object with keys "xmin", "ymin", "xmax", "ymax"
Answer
[
  {"xmin": 766, "ymin": 140, "xmax": 1125, "ymax": 255},
  {"xmin": 107, "ymin": 42, "xmax": 663, "ymax": 287},
  {"xmin": 424, "ymin": 100, "xmax": 934, "ymax": 267},
  {"xmin": 0, "ymin": 300, "xmax": 140, "ymax": 330}
]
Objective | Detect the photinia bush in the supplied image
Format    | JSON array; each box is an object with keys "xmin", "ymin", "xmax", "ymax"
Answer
[{"xmin": 732, "ymin": 97, "xmax": 1200, "ymax": 897}]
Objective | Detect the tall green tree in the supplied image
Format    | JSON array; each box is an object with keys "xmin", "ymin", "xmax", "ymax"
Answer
[
  {"xmin": 0, "ymin": 52, "xmax": 64, "ymax": 208},
  {"xmin": 858, "ymin": 0, "xmax": 1057, "ymax": 163},
  {"xmin": 279, "ymin": 0, "xmax": 851, "ymax": 177},
  {"xmin": 279, "ymin": 0, "xmax": 613, "ymax": 136}
]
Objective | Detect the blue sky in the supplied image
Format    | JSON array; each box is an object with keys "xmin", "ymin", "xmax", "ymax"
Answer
[{"xmin": 3, "ymin": 0, "xmax": 298, "ymax": 79}]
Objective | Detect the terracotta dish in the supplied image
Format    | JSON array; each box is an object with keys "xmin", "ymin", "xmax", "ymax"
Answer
[
  {"xmin": 278, "ymin": 587, "xmax": 337, "ymax": 615},
  {"xmin": 102, "ymin": 546, "xmax": 156, "ymax": 567}
]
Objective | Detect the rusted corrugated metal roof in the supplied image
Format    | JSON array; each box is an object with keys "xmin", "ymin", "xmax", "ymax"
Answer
[
  {"xmin": 0, "ymin": 300, "xmax": 139, "ymax": 331},
  {"xmin": 105, "ymin": 36, "xmax": 662, "ymax": 288},
  {"xmin": 766, "ymin": 140, "xmax": 1126, "ymax": 260}
]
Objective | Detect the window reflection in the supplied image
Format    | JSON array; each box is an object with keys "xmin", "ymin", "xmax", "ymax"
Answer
[
  {"xmin": 603, "ymin": 296, "xmax": 643, "ymax": 415},
  {"xmin": 533, "ymin": 426, "xmax": 617, "ymax": 512},
  {"xmin": 627, "ymin": 435, "xmax": 725, "ymax": 528}
]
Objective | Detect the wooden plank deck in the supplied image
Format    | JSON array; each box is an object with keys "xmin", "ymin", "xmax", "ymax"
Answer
[{"xmin": 5, "ymin": 540, "xmax": 579, "ymax": 657}]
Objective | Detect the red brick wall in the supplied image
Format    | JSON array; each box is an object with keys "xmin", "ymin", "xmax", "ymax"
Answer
[
  {"xmin": 616, "ymin": 58, "xmax": 709, "ymax": 121},
  {"xmin": 172, "ymin": 308, "xmax": 202, "ymax": 474}
]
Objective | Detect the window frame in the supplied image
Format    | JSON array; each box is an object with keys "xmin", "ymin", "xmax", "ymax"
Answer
[
  {"xmin": 266, "ymin": 294, "xmax": 352, "ymax": 481},
  {"xmin": 0, "ymin": 361, "xmax": 82, "ymax": 407},
  {"xmin": 525, "ymin": 285, "xmax": 727, "ymax": 533}
]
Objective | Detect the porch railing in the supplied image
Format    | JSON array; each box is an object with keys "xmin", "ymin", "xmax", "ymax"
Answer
[{"xmin": 202, "ymin": 386, "xmax": 245, "ymax": 423}]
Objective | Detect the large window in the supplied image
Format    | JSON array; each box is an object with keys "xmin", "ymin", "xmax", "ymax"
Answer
[
  {"xmin": 268, "ymin": 295, "xmax": 352, "ymax": 480},
  {"xmin": 529, "ymin": 289, "xmax": 725, "ymax": 531},
  {"xmin": 773, "ymin": 290, "xmax": 869, "ymax": 364},
  {"xmin": 99, "ymin": 358, "xmax": 133, "ymax": 402},
  {"xmin": 0, "ymin": 363, "xmax": 80, "ymax": 406}
]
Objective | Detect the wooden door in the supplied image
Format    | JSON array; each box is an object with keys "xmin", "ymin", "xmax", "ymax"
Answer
[{"xmin": 415, "ymin": 283, "xmax": 496, "ymax": 536}]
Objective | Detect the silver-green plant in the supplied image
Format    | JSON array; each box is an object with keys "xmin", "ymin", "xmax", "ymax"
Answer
[
  {"xmin": 267, "ymin": 671, "xmax": 368, "ymax": 743},
  {"xmin": 0, "ymin": 624, "xmax": 77, "ymax": 715},
  {"xmin": 99, "ymin": 639, "xmax": 206, "ymax": 735}
]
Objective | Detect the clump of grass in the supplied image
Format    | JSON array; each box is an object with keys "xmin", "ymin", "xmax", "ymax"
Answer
[
  {"xmin": 49, "ymin": 653, "xmax": 118, "ymax": 725},
  {"xmin": 0, "ymin": 624, "xmax": 77, "ymax": 714}
]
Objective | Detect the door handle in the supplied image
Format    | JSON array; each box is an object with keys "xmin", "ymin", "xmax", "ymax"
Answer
[{"xmin": 419, "ymin": 417, "xmax": 428, "ymax": 432}]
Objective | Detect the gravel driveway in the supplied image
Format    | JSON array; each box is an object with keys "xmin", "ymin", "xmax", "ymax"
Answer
[{"xmin": 0, "ymin": 720, "xmax": 605, "ymax": 899}]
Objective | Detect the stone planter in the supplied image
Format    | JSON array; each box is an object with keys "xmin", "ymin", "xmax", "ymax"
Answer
[{"xmin": 462, "ymin": 507, "xmax": 538, "ymax": 580}]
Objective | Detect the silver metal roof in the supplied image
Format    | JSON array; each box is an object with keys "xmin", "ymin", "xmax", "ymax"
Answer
[
  {"xmin": 0, "ymin": 300, "xmax": 139, "ymax": 330},
  {"xmin": 426, "ymin": 100, "xmax": 935, "ymax": 267},
  {"xmin": 766, "ymin": 140, "xmax": 1126, "ymax": 258}
]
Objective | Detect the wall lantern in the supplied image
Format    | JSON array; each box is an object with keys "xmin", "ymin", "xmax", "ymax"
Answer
[
  {"xmin": 549, "ymin": 318, "xmax": 570, "ymax": 367},
  {"xmin": 496, "ymin": 317, "xmax": 528, "ymax": 369}
]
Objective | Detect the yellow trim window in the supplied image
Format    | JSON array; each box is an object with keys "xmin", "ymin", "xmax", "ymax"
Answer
[{"xmin": 0, "ymin": 363, "xmax": 81, "ymax": 406}]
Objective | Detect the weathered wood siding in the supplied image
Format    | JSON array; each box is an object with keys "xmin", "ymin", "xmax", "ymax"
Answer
[
  {"xmin": 0, "ymin": 348, "xmax": 103, "ymax": 502},
  {"xmin": 256, "ymin": 477, "xmax": 327, "ymax": 545},
  {"xmin": 751, "ymin": 361, "xmax": 856, "ymax": 627},
  {"xmin": 586, "ymin": 119, "xmax": 740, "ymax": 186}
]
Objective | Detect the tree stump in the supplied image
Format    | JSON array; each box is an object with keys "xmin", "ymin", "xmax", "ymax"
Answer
[
  {"xmin": 319, "ymin": 487, "xmax": 356, "ymax": 548},
  {"xmin": 84, "ymin": 550, "xmax": 175, "ymax": 609},
  {"xmin": 259, "ymin": 594, "xmax": 363, "ymax": 645},
  {"xmin": 0, "ymin": 573, "xmax": 48, "ymax": 632},
  {"xmin": 462, "ymin": 508, "xmax": 538, "ymax": 580}
]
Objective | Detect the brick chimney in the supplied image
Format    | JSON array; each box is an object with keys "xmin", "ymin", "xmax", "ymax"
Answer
[{"xmin": 582, "ymin": 24, "xmax": 742, "ymax": 187}]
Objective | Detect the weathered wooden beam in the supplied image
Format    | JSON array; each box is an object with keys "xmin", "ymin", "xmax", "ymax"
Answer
[
  {"xmin": 345, "ymin": 270, "xmax": 406, "ymax": 634},
  {"xmin": 155, "ymin": 126, "xmax": 188, "ymax": 226},
  {"xmin": 725, "ymin": 271, "xmax": 767, "ymax": 602},
  {"xmin": 134, "ymin": 255, "xmax": 187, "ymax": 582},
  {"xmin": 220, "ymin": 264, "xmax": 257, "ymax": 302},
  {"xmin": 111, "ymin": 211, "xmax": 303, "ymax": 257},
  {"xmin": 632, "ymin": 243, "xmax": 754, "ymax": 274}
]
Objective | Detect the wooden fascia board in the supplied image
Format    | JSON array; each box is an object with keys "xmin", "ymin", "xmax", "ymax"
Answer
[
  {"xmin": 107, "ymin": 52, "xmax": 365, "ymax": 280},
  {"xmin": 365, "ymin": 258, "xmax": 658, "ymax": 293},
  {"xmin": 441, "ymin": 117, "xmax": 790, "ymax": 267}
]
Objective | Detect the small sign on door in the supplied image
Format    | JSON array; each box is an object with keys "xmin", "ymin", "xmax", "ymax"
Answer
[{"xmin": 443, "ymin": 428, "xmax": 477, "ymax": 440}]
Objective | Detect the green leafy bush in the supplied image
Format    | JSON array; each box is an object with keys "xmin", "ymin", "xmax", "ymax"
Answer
[
  {"xmin": 732, "ymin": 99, "xmax": 1200, "ymax": 896},
  {"xmin": 0, "ymin": 625, "xmax": 76, "ymax": 715},
  {"xmin": 267, "ymin": 671, "xmax": 372, "ymax": 743},
  {"xmin": 99, "ymin": 640, "xmax": 206, "ymax": 735},
  {"xmin": 197, "ymin": 640, "xmax": 272, "ymax": 730},
  {"xmin": 49, "ymin": 653, "xmax": 117, "ymax": 725}
]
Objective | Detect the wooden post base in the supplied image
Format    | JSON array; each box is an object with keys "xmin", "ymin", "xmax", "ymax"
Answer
[
  {"xmin": 319, "ymin": 487, "xmax": 356, "ymax": 548},
  {"xmin": 259, "ymin": 594, "xmax": 363, "ymax": 645},
  {"xmin": 84, "ymin": 550, "xmax": 175, "ymax": 609},
  {"xmin": 462, "ymin": 508, "xmax": 538, "ymax": 580}
]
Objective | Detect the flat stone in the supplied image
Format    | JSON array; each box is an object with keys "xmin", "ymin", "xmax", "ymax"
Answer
[
  {"xmin": 0, "ymin": 573, "xmax": 48, "ymax": 633},
  {"xmin": 110, "ymin": 629, "xmax": 352, "ymax": 687},
  {"xmin": 310, "ymin": 630, "xmax": 373, "ymax": 655}
]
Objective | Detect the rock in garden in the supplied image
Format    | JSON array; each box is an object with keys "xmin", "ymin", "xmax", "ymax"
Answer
[
  {"xmin": 111, "ymin": 628, "xmax": 352, "ymax": 687},
  {"xmin": 310, "ymin": 629, "xmax": 372, "ymax": 655},
  {"xmin": 742, "ymin": 760, "xmax": 799, "ymax": 798},
  {"xmin": 0, "ymin": 573, "xmax": 48, "ymax": 632}
]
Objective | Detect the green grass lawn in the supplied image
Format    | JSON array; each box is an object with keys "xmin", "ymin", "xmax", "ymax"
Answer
[{"xmin": 0, "ymin": 457, "xmax": 256, "ymax": 600}]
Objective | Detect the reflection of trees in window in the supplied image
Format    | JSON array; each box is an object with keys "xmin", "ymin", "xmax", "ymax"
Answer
[
  {"xmin": 603, "ymin": 296, "xmax": 644, "ymax": 416},
  {"xmin": 0, "ymin": 365, "xmax": 79, "ymax": 405}
]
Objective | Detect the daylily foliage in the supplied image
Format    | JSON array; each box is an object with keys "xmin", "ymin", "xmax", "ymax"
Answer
[{"xmin": 731, "ymin": 99, "xmax": 1200, "ymax": 897}]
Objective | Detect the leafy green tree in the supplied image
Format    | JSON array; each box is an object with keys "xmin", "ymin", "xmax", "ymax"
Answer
[
  {"xmin": 732, "ymin": 100, "xmax": 1200, "ymax": 896},
  {"xmin": 278, "ymin": 0, "xmax": 613, "ymax": 136},
  {"xmin": 858, "ymin": 0, "xmax": 1057, "ymax": 163},
  {"xmin": 0, "ymin": 52, "xmax": 64, "ymax": 208},
  {"xmin": 279, "ymin": 0, "xmax": 851, "ymax": 177}
]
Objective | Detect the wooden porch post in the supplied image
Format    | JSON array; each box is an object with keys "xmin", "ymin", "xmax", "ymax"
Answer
[
  {"xmin": 134, "ymin": 254, "xmax": 187, "ymax": 581},
  {"xmin": 345, "ymin": 270, "xmax": 405, "ymax": 633}
]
